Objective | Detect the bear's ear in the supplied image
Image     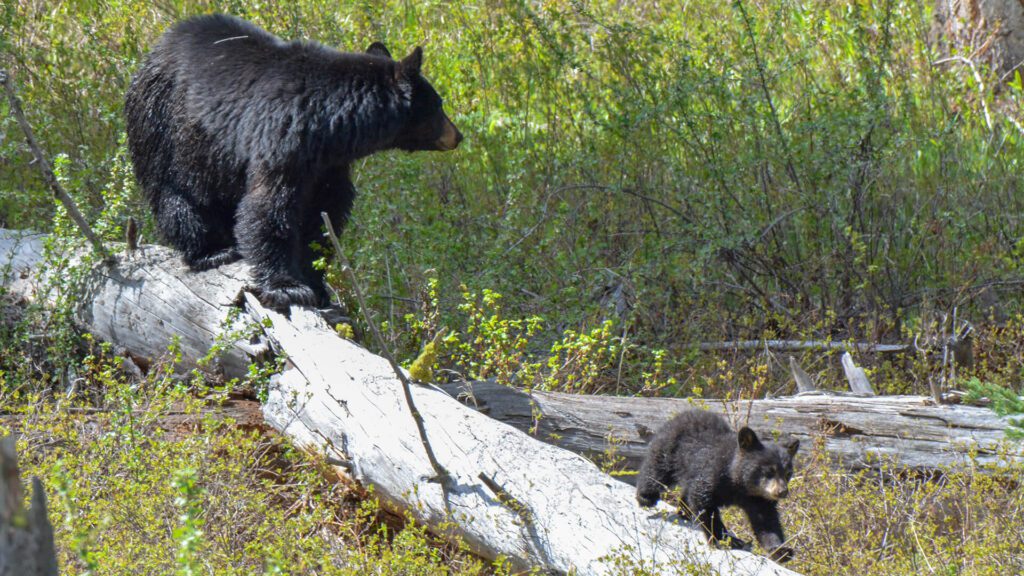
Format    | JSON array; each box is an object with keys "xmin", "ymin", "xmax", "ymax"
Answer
[
  {"xmin": 366, "ymin": 42, "xmax": 392, "ymax": 58},
  {"xmin": 785, "ymin": 438, "xmax": 800, "ymax": 456},
  {"xmin": 398, "ymin": 46, "xmax": 423, "ymax": 77},
  {"xmin": 737, "ymin": 427, "xmax": 761, "ymax": 451}
]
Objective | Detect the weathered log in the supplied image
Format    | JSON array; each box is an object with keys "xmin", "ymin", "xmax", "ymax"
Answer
[
  {"xmin": 0, "ymin": 229, "xmax": 259, "ymax": 378},
  {"xmin": 1, "ymin": 230, "xmax": 796, "ymax": 575},
  {"xmin": 698, "ymin": 340, "xmax": 907, "ymax": 353},
  {"xmin": 438, "ymin": 381, "xmax": 1023, "ymax": 476},
  {"xmin": 252, "ymin": 296, "xmax": 795, "ymax": 575},
  {"xmin": 0, "ymin": 437, "xmax": 59, "ymax": 576}
]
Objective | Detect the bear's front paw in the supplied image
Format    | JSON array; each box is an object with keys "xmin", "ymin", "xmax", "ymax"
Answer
[
  {"xmin": 257, "ymin": 280, "xmax": 320, "ymax": 311},
  {"xmin": 769, "ymin": 546, "xmax": 795, "ymax": 563}
]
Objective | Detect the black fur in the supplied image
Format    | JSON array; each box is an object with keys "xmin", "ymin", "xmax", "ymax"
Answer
[
  {"xmin": 636, "ymin": 409, "xmax": 800, "ymax": 563},
  {"xmin": 125, "ymin": 14, "xmax": 462, "ymax": 309}
]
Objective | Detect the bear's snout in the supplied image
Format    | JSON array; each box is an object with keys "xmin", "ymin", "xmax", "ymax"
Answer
[
  {"xmin": 763, "ymin": 478, "xmax": 789, "ymax": 500},
  {"xmin": 436, "ymin": 115, "xmax": 462, "ymax": 150}
]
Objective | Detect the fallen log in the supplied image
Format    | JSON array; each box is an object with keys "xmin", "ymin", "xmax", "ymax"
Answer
[
  {"xmin": 438, "ymin": 381, "xmax": 1023, "ymax": 475},
  {"xmin": 1, "ymin": 229, "xmax": 796, "ymax": 575},
  {"xmin": 252, "ymin": 296, "xmax": 795, "ymax": 575},
  {"xmin": 697, "ymin": 340, "xmax": 908, "ymax": 353},
  {"xmin": 0, "ymin": 229, "xmax": 259, "ymax": 378}
]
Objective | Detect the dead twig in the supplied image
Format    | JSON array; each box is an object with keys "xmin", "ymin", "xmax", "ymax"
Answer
[
  {"xmin": 320, "ymin": 212, "xmax": 450, "ymax": 511},
  {"xmin": 0, "ymin": 70, "xmax": 112, "ymax": 263}
]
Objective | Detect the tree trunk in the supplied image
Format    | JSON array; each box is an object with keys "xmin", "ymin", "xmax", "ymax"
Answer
[
  {"xmin": 1, "ymin": 230, "xmax": 797, "ymax": 576},
  {"xmin": 935, "ymin": 0, "xmax": 1024, "ymax": 78}
]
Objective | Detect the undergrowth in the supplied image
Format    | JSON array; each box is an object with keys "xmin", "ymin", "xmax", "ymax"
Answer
[
  {"xmin": 5, "ymin": 0, "xmax": 1024, "ymax": 380},
  {"xmin": 1, "ymin": 346, "xmax": 507, "ymax": 576},
  {"xmin": 3, "ymin": 1, "xmax": 1024, "ymax": 575}
]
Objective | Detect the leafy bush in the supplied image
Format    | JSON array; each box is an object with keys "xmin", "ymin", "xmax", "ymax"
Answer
[{"xmin": 5, "ymin": 0, "xmax": 1024, "ymax": 377}]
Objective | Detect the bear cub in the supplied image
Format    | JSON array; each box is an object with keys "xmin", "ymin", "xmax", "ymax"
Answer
[
  {"xmin": 636, "ymin": 409, "xmax": 799, "ymax": 563},
  {"xmin": 125, "ymin": 14, "xmax": 461, "ymax": 309}
]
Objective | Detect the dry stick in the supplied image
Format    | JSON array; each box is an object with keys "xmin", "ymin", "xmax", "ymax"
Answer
[
  {"xmin": 320, "ymin": 212, "xmax": 451, "ymax": 511},
  {"xmin": 0, "ymin": 70, "xmax": 112, "ymax": 262}
]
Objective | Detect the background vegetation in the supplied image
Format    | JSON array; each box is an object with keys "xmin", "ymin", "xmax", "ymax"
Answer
[{"xmin": 2, "ymin": 0, "xmax": 1024, "ymax": 574}]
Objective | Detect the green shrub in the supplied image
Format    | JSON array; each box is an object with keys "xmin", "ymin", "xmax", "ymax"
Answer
[{"xmin": 5, "ymin": 0, "xmax": 1024, "ymax": 373}]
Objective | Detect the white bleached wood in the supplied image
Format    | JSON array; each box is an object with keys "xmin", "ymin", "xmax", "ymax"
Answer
[
  {"xmin": 250, "ymin": 296, "xmax": 798, "ymax": 576},
  {"xmin": 698, "ymin": 340, "xmax": 907, "ymax": 353},
  {"xmin": 439, "ymin": 381, "xmax": 1023, "ymax": 475},
  {"xmin": 0, "ymin": 229, "xmax": 259, "ymax": 377},
  {"xmin": 841, "ymin": 352, "xmax": 875, "ymax": 396}
]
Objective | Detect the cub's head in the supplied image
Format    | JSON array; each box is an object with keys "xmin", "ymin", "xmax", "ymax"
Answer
[
  {"xmin": 366, "ymin": 42, "xmax": 462, "ymax": 152},
  {"xmin": 731, "ymin": 427, "xmax": 799, "ymax": 501}
]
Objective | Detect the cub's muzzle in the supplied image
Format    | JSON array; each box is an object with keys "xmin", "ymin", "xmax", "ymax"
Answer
[{"xmin": 762, "ymin": 478, "xmax": 789, "ymax": 500}]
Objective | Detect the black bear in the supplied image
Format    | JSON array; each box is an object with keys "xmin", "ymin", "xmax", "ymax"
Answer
[
  {"xmin": 125, "ymin": 14, "xmax": 462, "ymax": 308},
  {"xmin": 636, "ymin": 409, "xmax": 799, "ymax": 563}
]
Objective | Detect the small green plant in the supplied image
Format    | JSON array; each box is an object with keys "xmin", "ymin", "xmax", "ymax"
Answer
[
  {"xmin": 542, "ymin": 319, "xmax": 619, "ymax": 394},
  {"xmin": 448, "ymin": 286, "xmax": 543, "ymax": 383}
]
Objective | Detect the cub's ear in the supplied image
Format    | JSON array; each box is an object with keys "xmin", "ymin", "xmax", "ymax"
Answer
[
  {"xmin": 785, "ymin": 438, "xmax": 800, "ymax": 456},
  {"xmin": 399, "ymin": 46, "xmax": 423, "ymax": 77},
  {"xmin": 737, "ymin": 427, "xmax": 761, "ymax": 451},
  {"xmin": 366, "ymin": 41, "xmax": 392, "ymax": 58}
]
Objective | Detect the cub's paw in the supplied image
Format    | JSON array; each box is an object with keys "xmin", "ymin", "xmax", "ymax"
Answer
[
  {"xmin": 636, "ymin": 492, "xmax": 659, "ymax": 508},
  {"xmin": 722, "ymin": 533, "xmax": 751, "ymax": 552},
  {"xmin": 769, "ymin": 546, "xmax": 795, "ymax": 563}
]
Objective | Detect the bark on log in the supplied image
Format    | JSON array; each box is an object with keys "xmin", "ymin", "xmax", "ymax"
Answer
[
  {"xmin": 697, "ymin": 340, "xmax": 907, "ymax": 353},
  {"xmin": 439, "ymin": 381, "xmax": 1023, "ymax": 476},
  {"xmin": 0, "ymin": 230, "xmax": 796, "ymax": 575}
]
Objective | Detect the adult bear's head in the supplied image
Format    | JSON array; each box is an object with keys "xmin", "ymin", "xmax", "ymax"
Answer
[{"xmin": 367, "ymin": 42, "xmax": 462, "ymax": 152}]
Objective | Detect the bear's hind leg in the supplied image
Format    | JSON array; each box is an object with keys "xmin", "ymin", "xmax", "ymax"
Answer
[{"xmin": 154, "ymin": 194, "xmax": 241, "ymax": 271}]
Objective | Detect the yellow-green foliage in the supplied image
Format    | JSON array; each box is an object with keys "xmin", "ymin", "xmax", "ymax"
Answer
[
  {"xmin": 0, "ymin": 349, "xmax": 505, "ymax": 576},
  {"xmin": 6, "ymin": 0, "xmax": 1024, "ymax": 368},
  {"xmin": 777, "ymin": 448, "xmax": 1024, "ymax": 576},
  {"xmin": 335, "ymin": 322, "xmax": 356, "ymax": 340}
]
